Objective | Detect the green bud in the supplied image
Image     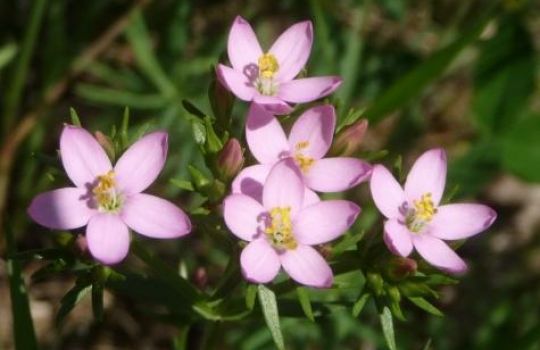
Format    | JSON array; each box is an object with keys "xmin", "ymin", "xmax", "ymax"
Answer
[
  {"xmin": 367, "ymin": 272, "xmax": 384, "ymax": 296},
  {"xmin": 385, "ymin": 256, "xmax": 418, "ymax": 281}
]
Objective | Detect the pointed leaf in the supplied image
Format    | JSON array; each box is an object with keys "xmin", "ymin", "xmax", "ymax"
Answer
[
  {"xmin": 296, "ymin": 287, "xmax": 314, "ymax": 321},
  {"xmin": 380, "ymin": 306, "xmax": 397, "ymax": 350},
  {"xmin": 407, "ymin": 296, "xmax": 443, "ymax": 317},
  {"xmin": 258, "ymin": 284, "xmax": 285, "ymax": 350}
]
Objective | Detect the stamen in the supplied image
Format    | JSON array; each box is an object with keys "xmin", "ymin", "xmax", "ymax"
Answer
[
  {"xmin": 405, "ymin": 193, "xmax": 438, "ymax": 233},
  {"xmin": 294, "ymin": 141, "xmax": 315, "ymax": 173},
  {"xmin": 265, "ymin": 207, "xmax": 297, "ymax": 250},
  {"xmin": 93, "ymin": 171, "xmax": 122, "ymax": 212},
  {"xmin": 258, "ymin": 53, "xmax": 279, "ymax": 79}
]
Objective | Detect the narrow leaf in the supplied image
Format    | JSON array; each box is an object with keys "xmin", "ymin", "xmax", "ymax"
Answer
[
  {"xmin": 296, "ymin": 287, "xmax": 314, "ymax": 321},
  {"xmin": 380, "ymin": 306, "xmax": 397, "ymax": 350},
  {"xmin": 407, "ymin": 296, "xmax": 444, "ymax": 317},
  {"xmin": 56, "ymin": 280, "xmax": 92, "ymax": 326},
  {"xmin": 352, "ymin": 292, "xmax": 371, "ymax": 317},
  {"xmin": 245, "ymin": 284, "xmax": 257, "ymax": 310},
  {"xmin": 69, "ymin": 107, "xmax": 81, "ymax": 126},
  {"xmin": 258, "ymin": 284, "xmax": 285, "ymax": 350}
]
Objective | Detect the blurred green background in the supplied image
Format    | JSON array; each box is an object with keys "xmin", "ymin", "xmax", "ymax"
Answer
[{"xmin": 1, "ymin": 0, "xmax": 540, "ymax": 349}]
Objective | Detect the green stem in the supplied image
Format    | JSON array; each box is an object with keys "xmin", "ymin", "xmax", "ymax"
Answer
[{"xmin": 3, "ymin": 0, "xmax": 48, "ymax": 135}]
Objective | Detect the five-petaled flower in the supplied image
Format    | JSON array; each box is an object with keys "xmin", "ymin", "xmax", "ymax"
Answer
[
  {"xmin": 370, "ymin": 148, "xmax": 497, "ymax": 274},
  {"xmin": 223, "ymin": 158, "xmax": 360, "ymax": 288},
  {"xmin": 217, "ymin": 16, "xmax": 342, "ymax": 114},
  {"xmin": 232, "ymin": 103, "xmax": 371, "ymax": 197},
  {"xmin": 28, "ymin": 125, "xmax": 192, "ymax": 265}
]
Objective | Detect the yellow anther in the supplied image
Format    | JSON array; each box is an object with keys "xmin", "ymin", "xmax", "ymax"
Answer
[
  {"xmin": 258, "ymin": 53, "xmax": 279, "ymax": 79},
  {"xmin": 413, "ymin": 193, "xmax": 437, "ymax": 221},
  {"xmin": 295, "ymin": 141, "xmax": 310, "ymax": 150},
  {"xmin": 92, "ymin": 171, "xmax": 120, "ymax": 211},
  {"xmin": 294, "ymin": 141, "xmax": 315, "ymax": 173},
  {"xmin": 265, "ymin": 207, "xmax": 297, "ymax": 250}
]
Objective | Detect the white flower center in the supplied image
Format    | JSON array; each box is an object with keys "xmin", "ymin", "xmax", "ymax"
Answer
[
  {"xmin": 93, "ymin": 171, "xmax": 122, "ymax": 213},
  {"xmin": 256, "ymin": 53, "xmax": 279, "ymax": 96},
  {"xmin": 265, "ymin": 207, "xmax": 297, "ymax": 250},
  {"xmin": 404, "ymin": 193, "xmax": 437, "ymax": 233}
]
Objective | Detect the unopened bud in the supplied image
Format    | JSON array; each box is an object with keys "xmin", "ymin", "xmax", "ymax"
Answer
[
  {"xmin": 386, "ymin": 256, "xmax": 417, "ymax": 281},
  {"xmin": 95, "ymin": 131, "xmax": 115, "ymax": 160},
  {"xmin": 331, "ymin": 119, "xmax": 368, "ymax": 156},
  {"xmin": 367, "ymin": 272, "xmax": 384, "ymax": 296},
  {"xmin": 209, "ymin": 76, "xmax": 234, "ymax": 131},
  {"xmin": 194, "ymin": 267, "xmax": 208, "ymax": 290},
  {"xmin": 217, "ymin": 138, "xmax": 244, "ymax": 180}
]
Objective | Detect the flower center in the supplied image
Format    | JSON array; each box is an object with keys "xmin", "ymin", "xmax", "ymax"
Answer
[
  {"xmin": 293, "ymin": 141, "xmax": 315, "ymax": 173},
  {"xmin": 93, "ymin": 171, "xmax": 122, "ymax": 212},
  {"xmin": 265, "ymin": 207, "xmax": 297, "ymax": 250},
  {"xmin": 405, "ymin": 193, "xmax": 437, "ymax": 233},
  {"xmin": 256, "ymin": 53, "xmax": 279, "ymax": 96}
]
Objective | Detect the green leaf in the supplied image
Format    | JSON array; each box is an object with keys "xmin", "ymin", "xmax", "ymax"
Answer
[
  {"xmin": 182, "ymin": 99, "xmax": 206, "ymax": 119},
  {"xmin": 5, "ymin": 226, "xmax": 38, "ymax": 350},
  {"xmin": 408, "ymin": 296, "xmax": 443, "ymax": 317},
  {"xmin": 0, "ymin": 41, "xmax": 18, "ymax": 71},
  {"xmin": 92, "ymin": 281, "xmax": 104, "ymax": 322},
  {"xmin": 502, "ymin": 113, "xmax": 540, "ymax": 181},
  {"xmin": 352, "ymin": 292, "xmax": 371, "ymax": 317},
  {"xmin": 191, "ymin": 120, "xmax": 206, "ymax": 145},
  {"xmin": 75, "ymin": 83, "xmax": 168, "ymax": 109},
  {"xmin": 363, "ymin": 10, "xmax": 493, "ymax": 124},
  {"xmin": 125, "ymin": 10, "xmax": 176, "ymax": 98},
  {"xmin": 296, "ymin": 287, "xmax": 314, "ymax": 321},
  {"xmin": 245, "ymin": 284, "xmax": 257, "ymax": 310},
  {"xmin": 170, "ymin": 178, "xmax": 195, "ymax": 191},
  {"xmin": 56, "ymin": 279, "xmax": 92, "ymax": 326},
  {"xmin": 379, "ymin": 306, "xmax": 397, "ymax": 350},
  {"xmin": 258, "ymin": 284, "xmax": 285, "ymax": 350},
  {"xmin": 69, "ymin": 107, "xmax": 82, "ymax": 126}
]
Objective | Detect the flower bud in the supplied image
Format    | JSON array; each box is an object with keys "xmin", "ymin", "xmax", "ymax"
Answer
[
  {"xmin": 217, "ymin": 138, "xmax": 244, "ymax": 180},
  {"xmin": 367, "ymin": 272, "xmax": 384, "ymax": 296},
  {"xmin": 95, "ymin": 131, "xmax": 115, "ymax": 160},
  {"xmin": 209, "ymin": 77, "xmax": 234, "ymax": 131},
  {"xmin": 386, "ymin": 256, "xmax": 417, "ymax": 281},
  {"xmin": 331, "ymin": 119, "xmax": 368, "ymax": 156}
]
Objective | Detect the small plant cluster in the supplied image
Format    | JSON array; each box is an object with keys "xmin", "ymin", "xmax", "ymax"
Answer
[{"xmin": 25, "ymin": 16, "xmax": 496, "ymax": 349}]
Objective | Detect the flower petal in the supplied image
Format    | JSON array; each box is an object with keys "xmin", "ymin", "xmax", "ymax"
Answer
[
  {"xmin": 253, "ymin": 95, "xmax": 293, "ymax": 115},
  {"xmin": 288, "ymin": 105, "xmax": 335, "ymax": 159},
  {"xmin": 370, "ymin": 165, "xmax": 406, "ymax": 219},
  {"xmin": 428, "ymin": 203, "xmax": 497, "ymax": 240},
  {"xmin": 412, "ymin": 234, "xmax": 467, "ymax": 274},
  {"xmin": 294, "ymin": 200, "xmax": 360, "ymax": 245},
  {"xmin": 404, "ymin": 148, "xmax": 447, "ymax": 205},
  {"xmin": 121, "ymin": 193, "xmax": 191, "ymax": 238},
  {"xmin": 278, "ymin": 76, "xmax": 342, "ymax": 103},
  {"xmin": 86, "ymin": 214, "xmax": 130, "ymax": 265},
  {"xmin": 240, "ymin": 239, "xmax": 281, "ymax": 284},
  {"xmin": 28, "ymin": 187, "xmax": 96, "ymax": 230},
  {"xmin": 114, "ymin": 131, "xmax": 168, "ymax": 194},
  {"xmin": 303, "ymin": 189, "xmax": 320, "ymax": 207},
  {"xmin": 216, "ymin": 64, "xmax": 256, "ymax": 101},
  {"xmin": 384, "ymin": 219, "xmax": 413, "ymax": 257},
  {"xmin": 223, "ymin": 194, "xmax": 267, "ymax": 241},
  {"xmin": 269, "ymin": 21, "xmax": 313, "ymax": 82},
  {"xmin": 232, "ymin": 164, "xmax": 272, "ymax": 202},
  {"xmin": 304, "ymin": 157, "xmax": 371, "ymax": 192},
  {"xmin": 246, "ymin": 103, "xmax": 290, "ymax": 164},
  {"xmin": 263, "ymin": 158, "xmax": 304, "ymax": 217},
  {"xmin": 227, "ymin": 16, "xmax": 263, "ymax": 71},
  {"xmin": 280, "ymin": 245, "xmax": 333, "ymax": 288},
  {"xmin": 60, "ymin": 125, "xmax": 112, "ymax": 188}
]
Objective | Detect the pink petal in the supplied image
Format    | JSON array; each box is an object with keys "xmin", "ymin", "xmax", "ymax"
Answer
[
  {"xmin": 232, "ymin": 164, "xmax": 272, "ymax": 202},
  {"xmin": 278, "ymin": 77, "xmax": 342, "ymax": 103},
  {"xmin": 269, "ymin": 21, "xmax": 313, "ymax": 82},
  {"xmin": 404, "ymin": 148, "xmax": 447, "ymax": 205},
  {"xmin": 263, "ymin": 158, "xmax": 305, "ymax": 217},
  {"xmin": 114, "ymin": 131, "xmax": 168, "ymax": 194},
  {"xmin": 370, "ymin": 165, "xmax": 406, "ymax": 219},
  {"xmin": 223, "ymin": 194, "xmax": 266, "ymax": 241},
  {"xmin": 384, "ymin": 219, "xmax": 413, "ymax": 257},
  {"xmin": 240, "ymin": 239, "xmax": 281, "ymax": 284},
  {"xmin": 121, "ymin": 193, "xmax": 191, "ymax": 238},
  {"xmin": 303, "ymin": 189, "xmax": 320, "ymax": 207},
  {"xmin": 253, "ymin": 95, "xmax": 293, "ymax": 115},
  {"xmin": 288, "ymin": 105, "xmax": 335, "ymax": 160},
  {"xmin": 294, "ymin": 200, "xmax": 360, "ymax": 245},
  {"xmin": 86, "ymin": 214, "xmax": 130, "ymax": 265},
  {"xmin": 412, "ymin": 234, "xmax": 467, "ymax": 274},
  {"xmin": 280, "ymin": 245, "xmax": 333, "ymax": 288},
  {"xmin": 246, "ymin": 103, "xmax": 290, "ymax": 164},
  {"xmin": 304, "ymin": 157, "xmax": 371, "ymax": 192},
  {"xmin": 60, "ymin": 125, "xmax": 112, "ymax": 188},
  {"xmin": 28, "ymin": 187, "xmax": 96, "ymax": 230},
  {"xmin": 216, "ymin": 64, "xmax": 256, "ymax": 101},
  {"xmin": 428, "ymin": 204, "xmax": 497, "ymax": 240},
  {"xmin": 227, "ymin": 16, "xmax": 263, "ymax": 71}
]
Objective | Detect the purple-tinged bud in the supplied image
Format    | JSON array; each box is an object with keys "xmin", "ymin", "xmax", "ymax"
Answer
[
  {"xmin": 217, "ymin": 138, "xmax": 244, "ymax": 180},
  {"xmin": 194, "ymin": 267, "xmax": 208, "ymax": 290},
  {"xmin": 95, "ymin": 131, "xmax": 115, "ymax": 160},
  {"xmin": 331, "ymin": 119, "xmax": 368, "ymax": 156},
  {"xmin": 386, "ymin": 256, "xmax": 417, "ymax": 281}
]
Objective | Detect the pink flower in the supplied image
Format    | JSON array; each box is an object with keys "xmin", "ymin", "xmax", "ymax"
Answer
[
  {"xmin": 223, "ymin": 158, "xmax": 360, "ymax": 288},
  {"xmin": 28, "ymin": 125, "xmax": 191, "ymax": 265},
  {"xmin": 234, "ymin": 103, "xmax": 371, "ymax": 195},
  {"xmin": 217, "ymin": 16, "xmax": 342, "ymax": 114},
  {"xmin": 370, "ymin": 148, "xmax": 497, "ymax": 274}
]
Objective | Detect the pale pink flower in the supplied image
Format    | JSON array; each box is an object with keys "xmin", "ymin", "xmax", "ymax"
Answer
[
  {"xmin": 216, "ymin": 16, "xmax": 342, "ymax": 114},
  {"xmin": 370, "ymin": 148, "xmax": 497, "ymax": 274},
  {"xmin": 28, "ymin": 125, "xmax": 191, "ymax": 265},
  {"xmin": 235, "ymin": 103, "xmax": 371, "ymax": 195},
  {"xmin": 223, "ymin": 158, "xmax": 360, "ymax": 288}
]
